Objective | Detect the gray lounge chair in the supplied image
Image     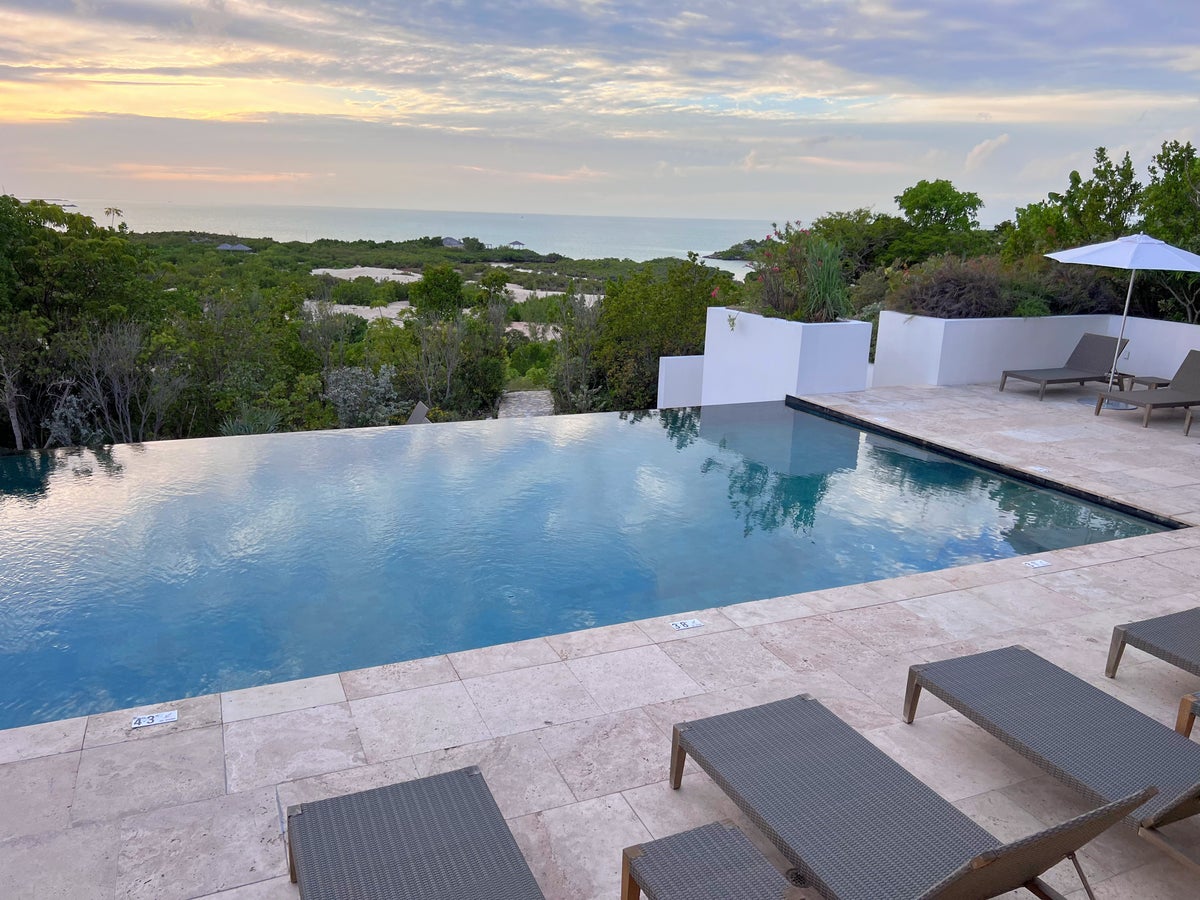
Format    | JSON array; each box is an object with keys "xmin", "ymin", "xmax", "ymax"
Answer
[
  {"xmin": 670, "ymin": 694, "xmax": 1149, "ymax": 899},
  {"xmin": 1092, "ymin": 348, "xmax": 1200, "ymax": 426},
  {"xmin": 904, "ymin": 645, "xmax": 1200, "ymax": 871},
  {"xmin": 1105, "ymin": 606, "xmax": 1200, "ymax": 680},
  {"xmin": 286, "ymin": 766, "xmax": 545, "ymax": 899},
  {"xmin": 999, "ymin": 333, "xmax": 1128, "ymax": 400}
]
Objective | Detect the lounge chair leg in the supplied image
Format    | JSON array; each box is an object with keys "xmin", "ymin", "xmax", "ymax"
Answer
[
  {"xmin": 999, "ymin": 374, "xmax": 1007, "ymax": 392},
  {"xmin": 621, "ymin": 847, "xmax": 641, "ymax": 900},
  {"xmin": 1186, "ymin": 409, "xmax": 1194, "ymax": 436},
  {"xmin": 1024, "ymin": 875, "xmax": 1070, "ymax": 900},
  {"xmin": 1066, "ymin": 851, "xmax": 1097, "ymax": 900},
  {"xmin": 1176, "ymin": 693, "xmax": 1198, "ymax": 738},
  {"xmin": 1137, "ymin": 826, "xmax": 1200, "ymax": 872},
  {"xmin": 902, "ymin": 668, "xmax": 922, "ymax": 723},
  {"xmin": 1093, "ymin": 395, "xmax": 1104, "ymax": 416},
  {"xmin": 1104, "ymin": 627, "xmax": 1127, "ymax": 678},
  {"xmin": 1038, "ymin": 383, "xmax": 1047, "ymax": 401},
  {"xmin": 670, "ymin": 726, "xmax": 687, "ymax": 789},
  {"xmin": 1143, "ymin": 406, "xmax": 1152, "ymax": 427},
  {"xmin": 287, "ymin": 831, "xmax": 298, "ymax": 884}
]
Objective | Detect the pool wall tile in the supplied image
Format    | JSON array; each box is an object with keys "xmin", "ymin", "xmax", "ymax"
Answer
[
  {"xmin": 115, "ymin": 786, "xmax": 286, "ymax": 900},
  {"xmin": 349, "ymin": 680, "xmax": 491, "ymax": 762},
  {"xmin": 83, "ymin": 693, "xmax": 223, "ymax": 749},
  {"xmin": 448, "ymin": 637, "xmax": 559, "ymax": 679},
  {"xmin": 221, "ymin": 674, "xmax": 347, "ymax": 723},
  {"xmin": 71, "ymin": 725, "xmax": 227, "ymax": 824},
  {"xmin": 0, "ymin": 715, "xmax": 87, "ymax": 765},
  {"xmin": 461, "ymin": 662, "xmax": 602, "ymax": 737},
  {"xmin": 413, "ymin": 732, "xmax": 576, "ymax": 818},
  {"xmin": 223, "ymin": 702, "xmax": 366, "ymax": 794},
  {"xmin": 338, "ymin": 654, "xmax": 458, "ymax": 700}
]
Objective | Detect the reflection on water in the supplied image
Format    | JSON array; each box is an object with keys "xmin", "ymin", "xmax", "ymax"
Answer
[{"xmin": 0, "ymin": 403, "xmax": 1163, "ymax": 729}]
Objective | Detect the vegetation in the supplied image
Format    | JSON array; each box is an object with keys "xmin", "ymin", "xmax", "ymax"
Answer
[{"xmin": 4, "ymin": 135, "xmax": 1200, "ymax": 451}]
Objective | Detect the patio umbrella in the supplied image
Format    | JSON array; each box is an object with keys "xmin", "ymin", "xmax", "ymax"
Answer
[{"xmin": 1046, "ymin": 233, "xmax": 1200, "ymax": 403}]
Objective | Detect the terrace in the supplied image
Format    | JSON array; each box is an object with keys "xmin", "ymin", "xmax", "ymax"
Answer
[{"xmin": 1, "ymin": 382, "xmax": 1198, "ymax": 899}]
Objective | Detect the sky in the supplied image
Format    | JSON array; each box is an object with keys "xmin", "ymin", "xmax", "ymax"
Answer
[{"xmin": 2, "ymin": 0, "xmax": 1199, "ymax": 225}]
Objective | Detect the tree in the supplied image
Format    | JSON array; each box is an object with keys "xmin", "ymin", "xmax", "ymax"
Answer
[
  {"xmin": 1047, "ymin": 147, "xmax": 1141, "ymax": 243},
  {"xmin": 810, "ymin": 208, "xmax": 906, "ymax": 280},
  {"xmin": 409, "ymin": 264, "xmax": 464, "ymax": 319},
  {"xmin": 895, "ymin": 179, "xmax": 983, "ymax": 231},
  {"xmin": 322, "ymin": 364, "xmax": 400, "ymax": 428},
  {"xmin": 104, "ymin": 207, "xmax": 124, "ymax": 229},
  {"xmin": 1142, "ymin": 140, "xmax": 1200, "ymax": 321},
  {"xmin": 551, "ymin": 285, "xmax": 604, "ymax": 413},
  {"xmin": 596, "ymin": 255, "xmax": 729, "ymax": 410}
]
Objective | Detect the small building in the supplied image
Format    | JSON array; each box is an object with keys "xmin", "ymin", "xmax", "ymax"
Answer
[
  {"xmin": 507, "ymin": 240, "xmax": 526, "ymax": 249},
  {"xmin": 216, "ymin": 242, "xmax": 253, "ymax": 252},
  {"xmin": 442, "ymin": 237, "xmax": 464, "ymax": 249}
]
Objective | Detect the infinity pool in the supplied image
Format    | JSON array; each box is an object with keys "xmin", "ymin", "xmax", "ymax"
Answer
[{"xmin": 0, "ymin": 402, "xmax": 1164, "ymax": 728}]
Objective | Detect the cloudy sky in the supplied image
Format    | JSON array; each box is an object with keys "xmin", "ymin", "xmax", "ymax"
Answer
[{"xmin": 2, "ymin": 0, "xmax": 1198, "ymax": 224}]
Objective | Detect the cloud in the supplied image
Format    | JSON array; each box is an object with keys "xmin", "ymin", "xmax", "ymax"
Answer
[{"xmin": 964, "ymin": 134, "xmax": 1010, "ymax": 172}]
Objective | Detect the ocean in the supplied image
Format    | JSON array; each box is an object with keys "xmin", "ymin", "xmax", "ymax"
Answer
[{"xmin": 67, "ymin": 199, "xmax": 767, "ymax": 266}]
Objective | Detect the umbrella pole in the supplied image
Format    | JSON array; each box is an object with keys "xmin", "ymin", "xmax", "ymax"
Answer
[{"xmin": 1107, "ymin": 269, "xmax": 1136, "ymax": 392}]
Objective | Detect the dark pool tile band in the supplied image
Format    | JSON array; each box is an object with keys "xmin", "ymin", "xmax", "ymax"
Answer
[{"xmin": 785, "ymin": 395, "xmax": 1187, "ymax": 532}]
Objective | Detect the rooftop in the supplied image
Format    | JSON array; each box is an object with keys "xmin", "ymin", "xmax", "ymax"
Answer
[{"xmin": 1, "ymin": 382, "xmax": 1198, "ymax": 898}]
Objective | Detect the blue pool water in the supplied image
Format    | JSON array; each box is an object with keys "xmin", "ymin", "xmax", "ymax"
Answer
[{"xmin": 0, "ymin": 402, "xmax": 1163, "ymax": 729}]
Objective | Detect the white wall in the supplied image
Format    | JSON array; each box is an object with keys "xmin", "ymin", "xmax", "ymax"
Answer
[
  {"xmin": 697, "ymin": 308, "xmax": 870, "ymax": 406},
  {"xmin": 871, "ymin": 310, "xmax": 1200, "ymax": 387},
  {"xmin": 656, "ymin": 355, "xmax": 704, "ymax": 408}
]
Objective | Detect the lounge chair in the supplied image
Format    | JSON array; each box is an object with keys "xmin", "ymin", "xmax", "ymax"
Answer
[
  {"xmin": 999, "ymin": 333, "xmax": 1128, "ymax": 400},
  {"xmin": 1092, "ymin": 348, "xmax": 1200, "ymax": 426},
  {"xmin": 670, "ymin": 694, "xmax": 1149, "ymax": 898},
  {"xmin": 286, "ymin": 766, "xmax": 545, "ymax": 899},
  {"xmin": 1105, "ymin": 606, "xmax": 1200, "ymax": 680},
  {"xmin": 904, "ymin": 645, "xmax": 1200, "ymax": 871}
]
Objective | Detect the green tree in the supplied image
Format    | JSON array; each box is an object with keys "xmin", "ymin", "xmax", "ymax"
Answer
[
  {"xmin": 895, "ymin": 179, "xmax": 983, "ymax": 231},
  {"xmin": 1142, "ymin": 140, "xmax": 1200, "ymax": 321},
  {"xmin": 1048, "ymin": 147, "xmax": 1141, "ymax": 243},
  {"xmin": 409, "ymin": 264, "xmax": 464, "ymax": 319}
]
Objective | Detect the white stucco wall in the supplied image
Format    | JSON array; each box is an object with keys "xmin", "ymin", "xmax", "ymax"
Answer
[
  {"xmin": 655, "ymin": 355, "xmax": 704, "ymax": 408},
  {"xmin": 1118, "ymin": 317, "xmax": 1200, "ymax": 378},
  {"xmin": 696, "ymin": 308, "xmax": 870, "ymax": 406}
]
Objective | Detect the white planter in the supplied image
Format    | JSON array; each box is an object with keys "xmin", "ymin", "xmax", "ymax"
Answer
[
  {"xmin": 872, "ymin": 310, "xmax": 1200, "ymax": 387},
  {"xmin": 656, "ymin": 355, "xmax": 705, "ymax": 408},
  {"xmin": 693, "ymin": 307, "xmax": 871, "ymax": 406}
]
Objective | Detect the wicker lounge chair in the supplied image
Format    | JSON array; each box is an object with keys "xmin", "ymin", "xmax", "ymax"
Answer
[
  {"xmin": 999, "ymin": 333, "xmax": 1128, "ymax": 400},
  {"xmin": 1105, "ymin": 606, "xmax": 1200, "ymax": 680},
  {"xmin": 286, "ymin": 766, "xmax": 545, "ymax": 899},
  {"xmin": 670, "ymin": 694, "xmax": 1149, "ymax": 899},
  {"xmin": 1092, "ymin": 348, "xmax": 1200, "ymax": 426},
  {"xmin": 904, "ymin": 645, "xmax": 1200, "ymax": 871}
]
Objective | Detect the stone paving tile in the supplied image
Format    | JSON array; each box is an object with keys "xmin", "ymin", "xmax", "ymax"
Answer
[
  {"xmin": 718, "ymin": 592, "xmax": 819, "ymax": 628},
  {"xmin": 0, "ymin": 821, "xmax": 120, "ymax": 900},
  {"xmin": 0, "ymin": 751, "xmax": 80, "ymax": 840},
  {"xmin": 535, "ymin": 709, "xmax": 668, "ymax": 801},
  {"xmin": 509, "ymin": 794, "xmax": 651, "ymax": 900},
  {"xmin": 413, "ymin": 731, "xmax": 575, "ymax": 818},
  {"xmin": 116, "ymin": 787, "xmax": 286, "ymax": 900},
  {"xmin": 224, "ymin": 702, "xmax": 366, "ymax": 793},
  {"xmin": 461, "ymin": 661, "xmax": 602, "ymax": 736},
  {"xmin": 349, "ymin": 680, "xmax": 491, "ymax": 762},
  {"xmin": 221, "ymin": 674, "xmax": 346, "ymax": 723},
  {"xmin": 83, "ymin": 693, "xmax": 222, "ymax": 749},
  {"xmin": 0, "ymin": 715, "xmax": 86, "ymax": 765},
  {"xmin": 823, "ymin": 602, "xmax": 958, "ymax": 653},
  {"xmin": 72, "ymin": 725, "xmax": 226, "ymax": 824},
  {"xmin": 566, "ymin": 644, "xmax": 704, "ymax": 712},
  {"xmin": 658, "ymin": 628, "xmax": 794, "ymax": 691},
  {"xmin": 195, "ymin": 875, "xmax": 295, "ymax": 899},
  {"xmin": 448, "ymin": 637, "xmax": 560, "ymax": 679},
  {"xmin": 338, "ymin": 654, "xmax": 458, "ymax": 700},
  {"xmin": 544, "ymin": 621, "xmax": 650, "ymax": 660},
  {"xmin": 632, "ymin": 607, "xmax": 740, "ymax": 643},
  {"xmin": 747, "ymin": 613, "xmax": 874, "ymax": 672},
  {"xmin": 274, "ymin": 755, "xmax": 420, "ymax": 811}
]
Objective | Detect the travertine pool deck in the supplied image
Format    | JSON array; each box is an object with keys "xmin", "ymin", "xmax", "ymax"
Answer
[{"xmin": 2, "ymin": 382, "xmax": 1199, "ymax": 899}]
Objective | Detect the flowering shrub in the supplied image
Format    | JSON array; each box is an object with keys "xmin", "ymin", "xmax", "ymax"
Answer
[{"xmin": 748, "ymin": 222, "xmax": 850, "ymax": 322}]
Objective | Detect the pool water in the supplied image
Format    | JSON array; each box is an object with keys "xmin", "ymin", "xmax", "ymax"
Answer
[{"xmin": 0, "ymin": 402, "xmax": 1163, "ymax": 729}]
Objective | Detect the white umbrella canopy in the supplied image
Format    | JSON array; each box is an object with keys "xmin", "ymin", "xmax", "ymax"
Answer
[{"xmin": 1045, "ymin": 234, "xmax": 1200, "ymax": 398}]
